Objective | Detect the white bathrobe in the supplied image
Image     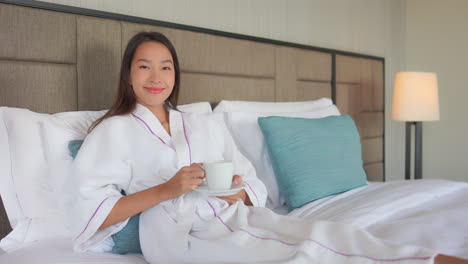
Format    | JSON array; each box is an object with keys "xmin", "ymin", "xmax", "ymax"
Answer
[{"xmin": 68, "ymin": 104, "xmax": 437, "ymax": 264}]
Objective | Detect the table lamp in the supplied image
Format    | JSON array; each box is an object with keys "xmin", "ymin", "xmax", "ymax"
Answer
[{"xmin": 391, "ymin": 72, "xmax": 440, "ymax": 180}]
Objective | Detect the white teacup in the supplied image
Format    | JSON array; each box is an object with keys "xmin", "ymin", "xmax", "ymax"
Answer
[{"xmin": 203, "ymin": 161, "xmax": 233, "ymax": 190}]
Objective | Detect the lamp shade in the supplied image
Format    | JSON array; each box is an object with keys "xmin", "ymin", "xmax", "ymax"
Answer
[{"xmin": 391, "ymin": 72, "xmax": 440, "ymax": 121}]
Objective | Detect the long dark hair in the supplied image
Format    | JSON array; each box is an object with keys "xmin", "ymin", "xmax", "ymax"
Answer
[{"xmin": 88, "ymin": 31, "xmax": 181, "ymax": 132}]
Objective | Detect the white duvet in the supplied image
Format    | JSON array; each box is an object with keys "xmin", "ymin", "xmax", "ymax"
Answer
[
  {"xmin": 290, "ymin": 179, "xmax": 468, "ymax": 259},
  {"xmin": 1, "ymin": 179, "xmax": 466, "ymax": 263}
]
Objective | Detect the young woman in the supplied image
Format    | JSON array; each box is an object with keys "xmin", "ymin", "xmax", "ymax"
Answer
[{"xmin": 67, "ymin": 31, "xmax": 467, "ymax": 264}]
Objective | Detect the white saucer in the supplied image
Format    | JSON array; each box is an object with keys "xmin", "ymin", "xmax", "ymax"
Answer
[{"xmin": 194, "ymin": 182, "xmax": 246, "ymax": 196}]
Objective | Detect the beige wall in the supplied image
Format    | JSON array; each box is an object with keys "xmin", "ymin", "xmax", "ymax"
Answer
[
  {"xmin": 35, "ymin": 0, "xmax": 466, "ymax": 182},
  {"xmin": 403, "ymin": 0, "xmax": 468, "ymax": 182},
  {"xmin": 36, "ymin": 0, "xmax": 388, "ymax": 56}
]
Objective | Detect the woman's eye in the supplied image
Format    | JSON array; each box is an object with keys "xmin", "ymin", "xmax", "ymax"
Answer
[
  {"xmin": 162, "ymin": 66, "xmax": 172, "ymax": 71},
  {"xmin": 139, "ymin": 65, "xmax": 149, "ymax": 69}
]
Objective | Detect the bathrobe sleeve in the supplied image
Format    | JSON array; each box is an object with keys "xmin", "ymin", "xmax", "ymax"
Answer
[
  {"xmin": 64, "ymin": 117, "xmax": 133, "ymax": 252},
  {"xmin": 210, "ymin": 116, "xmax": 268, "ymax": 207}
]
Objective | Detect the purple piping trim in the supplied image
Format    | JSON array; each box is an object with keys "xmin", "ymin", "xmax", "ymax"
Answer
[
  {"xmin": 131, "ymin": 113, "xmax": 166, "ymax": 145},
  {"xmin": 209, "ymin": 206, "xmax": 432, "ymax": 262},
  {"xmin": 301, "ymin": 238, "xmax": 432, "ymax": 262},
  {"xmin": 75, "ymin": 197, "xmax": 109, "ymax": 241},
  {"xmin": 237, "ymin": 228, "xmax": 431, "ymax": 262},
  {"xmin": 216, "ymin": 216, "xmax": 234, "ymax": 232},
  {"xmin": 207, "ymin": 201, "xmax": 217, "ymax": 217},
  {"xmin": 207, "ymin": 201, "xmax": 233, "ymax": 232},
  {"xmin": 239, "ymin": 228, "xmax": 295, "ymax": 246},
  {"xmin": 243, "ymin": 182, "xmax": 259, "ymax": 205},
  {"xmin": 132, "ymin": 112, "xmax": 193, "ymax": 164},
  {"xmin": 181, "ymin": 115, "xmax": 192, "ymax": 164}
]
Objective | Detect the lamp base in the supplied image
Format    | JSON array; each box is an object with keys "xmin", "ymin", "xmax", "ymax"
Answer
[{"xmin": 405, "ymin": 122, "xmax": 422, "ymax": 180}]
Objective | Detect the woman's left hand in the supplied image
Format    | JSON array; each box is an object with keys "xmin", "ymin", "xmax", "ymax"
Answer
[{"xmin": 216, "ymin": 175, "xmax": 252, "ymax": 206}]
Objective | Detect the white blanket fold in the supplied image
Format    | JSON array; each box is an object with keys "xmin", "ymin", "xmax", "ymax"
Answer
[{"xmin": 140, "ymin": 192, "xmax": 437, "ymax": 264}]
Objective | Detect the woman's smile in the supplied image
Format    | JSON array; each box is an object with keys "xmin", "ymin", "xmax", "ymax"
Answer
[{"xmin": 145, "ymin": 87, "xmax": 165, "ymax": 94}]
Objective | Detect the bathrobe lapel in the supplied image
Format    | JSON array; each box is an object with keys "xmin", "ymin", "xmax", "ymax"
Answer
[
  {"xmin": 170, "ymin": 110, "xmax": 191, "ymax": 168},
  {"xmin": 132, "ymin": 104, "xmax": 190, "ymax": 169}
]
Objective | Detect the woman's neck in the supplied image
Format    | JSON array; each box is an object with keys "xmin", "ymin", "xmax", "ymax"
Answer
[
  {"xmin": 147, "ymin": 104, "xmax": 168, "ymax": 122},
  {"xmin": 148, "ymin": 104, "xmax": 171, "ymax": 135}
]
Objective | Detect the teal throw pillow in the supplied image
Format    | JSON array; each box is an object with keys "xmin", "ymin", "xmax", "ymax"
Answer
[
  {"xmin": 258, "ymin": 115, "xmax": 367, "ymax": 212},
  {"xmin": 111, "ymin": 213, "xmax": 142, "ymax": 254},
  {"xmin": 67, "ymin": 139, "xmax": 142, "ymax": 254},
  {"xmin": 68, "ymin": 140, "xmax": 84, "ymax": 159}
]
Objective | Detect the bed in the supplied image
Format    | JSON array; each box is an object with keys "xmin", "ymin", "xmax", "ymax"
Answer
[{"xmin": 1, "ymin": 1, "xmax": 467, "ymax": 263}]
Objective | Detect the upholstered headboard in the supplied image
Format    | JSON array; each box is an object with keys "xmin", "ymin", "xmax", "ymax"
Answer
[{"xmin": 0, "ymin": 1, "xmax": 384, "ymax": 239}]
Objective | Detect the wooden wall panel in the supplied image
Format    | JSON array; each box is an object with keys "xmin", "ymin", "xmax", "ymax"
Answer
[
  {"xmin": 296, "ymin": 49, "xmax": 332, "ymax": 81},
  {"xmin": 336, "ymin": 83, "xmax": 361, "ymax": 119},
  {"xmin": 372, "ymin": 60, "xmax": 384, "ymax": 111},
  {"xmin": 364, "ymin": 163, "xmax": 384, "ymax": 182},
  {"xmin": 276, "ymin": 47, "xmax": 333, "ymax": 102},
  {"xmin": 275, "ymin": 47, "xmax": 296, "ymax": 101},
  {"xmin": 360, "ymin": 59, "xmax": 374, "ymax": 111},
  {"xmin": 179, "ymin": 73, "xmax": 275, "ymax": 105},
  {"xmin": 0, "ymin": 61, "xmax": 76, "ymax": 113},
  {"xmin": 355, "ymin": 112, "xmax": 384, "ymax": 138},
  {"xmin": 77, "ymin": 16, "xmax": 122, "ymax": 110},
  {"xmin": 0, "ymin": 4, "xmax": 76, "ymax": 63},
  {"xmin": 122, "ymin": 22, "xmax": 275, "ymax": 78},
  {"xmin": 336, "ymin": 55, "xmax": 361, "ymax": 83},
  {"xmin": 336, "ymin": 55, "xmax": 385, "ymax": 181},
  {"xmin": 296, "ymin": 81, "xmax": 332, "ymax": 101},
  {"xmin": 362, "ymin": 137, "xmax": 384, "ymax": 164}
]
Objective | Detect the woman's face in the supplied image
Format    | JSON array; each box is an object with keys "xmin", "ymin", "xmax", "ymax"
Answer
[{"xmin": 129, "ymin": 41, "xmax": 175, "ymax": 111}]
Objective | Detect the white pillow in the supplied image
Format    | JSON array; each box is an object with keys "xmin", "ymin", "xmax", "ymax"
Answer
[
  {"xmin": 0, "ymin": 108, "xmax": 52, "ymax": 225},
  {"xmin": 41, "ymin": 111, "xmax": 106, "ymax": 163},
  {"xmin": 177, "ymin": 102, "xmax": 212, "ymax": 113},
  {"xmin": 0, "ymin": 108, "xmax": 110, "ymax": 252},
  {"xmin": 0, "ymin": 108, "xmax": 22, "ymax": 228},
  {"xmin": 213, "ymin": 98, "xmax": 333, "ymax": 113},
  {"xmin": 0, "ymin": 108, "xmax": 74, "ymax": 250},
  {"xmin": 225, "ymin": 105, "xmax": 341, "ymax": 211}
]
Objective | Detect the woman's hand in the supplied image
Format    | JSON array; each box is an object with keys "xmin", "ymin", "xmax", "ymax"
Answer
[
  {"xmin": 100, "ymin": 164, "xmax": 204, "ymax": 230},
  {"xmin": 216, "ymin": 175, "xmax": 252, "ymax": 206},
  {"xmin": 161, "ymin": 163, "xmax": 205, "ymax": 199}
]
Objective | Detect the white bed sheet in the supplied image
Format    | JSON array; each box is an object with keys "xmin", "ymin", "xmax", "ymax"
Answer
[
  {"xmin": 0, "ymin": 237, "xmax": 147, "ymax": 264},
  {"xmin": 288, "ymin": 179, "xmax": 468, "ymax": 259}
]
